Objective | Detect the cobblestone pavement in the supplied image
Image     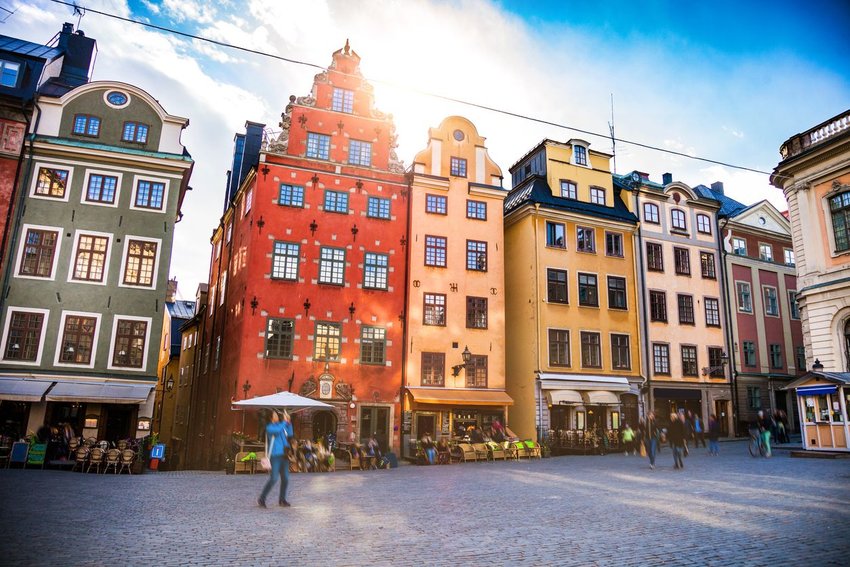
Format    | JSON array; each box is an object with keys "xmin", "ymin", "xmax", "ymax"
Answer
[{"xmin": 1, "ymin": 441, "xmax": 849, "ymax": 566}]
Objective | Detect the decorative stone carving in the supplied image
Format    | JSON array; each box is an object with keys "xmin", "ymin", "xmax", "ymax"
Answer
[
  {"xmin": 300, "ymin": 376, "xmax": 317, "ymax": 397},
  {"xmin": 268, "ymin": 96, "xmax": 295, "ymax": 154},
  {"xmin": 296, "ymin": 95, "xmax": 316, "ymax": 107},
  {"xmin": 313, "ymin": 70, "xmax": 328, "ymax": 84},
  {"xmin": 335, "ymin": 381, "xmax": 352, "ymax": 400}
]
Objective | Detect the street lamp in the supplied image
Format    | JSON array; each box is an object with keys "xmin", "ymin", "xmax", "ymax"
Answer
[
  {"xmin": 166, "ymin": 376, "xmax": 174, "ymax": 392},
  {"xmin": 702, "ymin": 352, "xmax": 730, "ymax": 376},
  {"xmin": 451, "ymin": 346, "xmax": 472, "ymax": 377}
]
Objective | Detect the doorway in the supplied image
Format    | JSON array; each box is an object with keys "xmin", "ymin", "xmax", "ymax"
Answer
[
  {"xmin": 360, "ymin": 406, "xmax": 390, "ymax": 452},
  {"xmin": 714, "ymin": 400, "xmax": 730, "ymax": 437},
  {"xmin": 0, "ymin": 401, "xmax": 31, "ymax": 439},
  {"xmin": 312, "ymin": 410, "xmax": 337, "ymax": 442},
  {"xmin": 103, "ymin": 405, "xmax": 134, "ymax": 442},
  {"xmin": 415, "ymin": 413, "xmax": 436, "ymax": 442}
]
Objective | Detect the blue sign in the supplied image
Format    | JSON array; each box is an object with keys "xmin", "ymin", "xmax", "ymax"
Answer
[{"xmin": 150, "ymin": 443, "xmax": 166, "ymax": 460}]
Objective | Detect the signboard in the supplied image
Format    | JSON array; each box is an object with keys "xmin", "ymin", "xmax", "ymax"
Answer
[
  {"xmin": 150, "ymin": 443, "xmax": 166, "ymax": 460},
  {"xmin": 10, "ymin": 442, "xmax": 28, "ymax": 464},
  {"xmin": 441, "ymin": 413, "xmax": 450, "ymax": 435},
  {"xmin": 402, "ymin": 411, "xmax": 412, "ymax": 434}
]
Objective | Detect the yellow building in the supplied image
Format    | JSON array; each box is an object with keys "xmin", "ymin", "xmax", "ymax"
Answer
[
  {"xmin": 504, "ymin": 139, "xmax": 642, "ymax": 443},
  {"xmin": 403, "ymin": 116, "xmax": 511, "ymax": 457}
]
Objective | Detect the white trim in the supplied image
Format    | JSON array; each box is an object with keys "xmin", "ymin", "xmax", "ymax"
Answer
[
  {"xmin": 117, "ymin": 235, "xmax": 163, "ymax": 289},
  {"xmin": 546, "ymin": 327, "xmax": 571, "ymax": 368},
  {"xmin": 67, "ymin": 229, "xmax": 114, "ymax": 286},
  {"xmin": 735, "ymin": 280, "xmax": 753, "ymax": 313},
  {"xmin": 21, "ymin": 154, "xmax": 186, "ymax": 180},
  {"xmin": 544, "ymin": 266, "xmax": 569, "ymax": 305},
  {"xmin": 80, "ymin": 168, "xmax": 123, "ymax": 208},
  {"xmin": 0, "ymin": 306, "xmax": 50, "ymax": 367},
  {"xmin": 13, "ymin": 223, "xmax": 63, "ymax": 281},
  {"xmin": 578, "ymin": 329, "xmax": 603, "ymax": 370},
  {"xmin": 29, "ymin": 161, "xmax": 73, "ymax": 202},
  {"xmin": 608, "ymin": 331, "xmax": 632, "ymax": 371},
  {"xmin": 576, "ymin": 270, "xmax": 600, "ymax": 308},
  {"xmin": 106, "ymin": 314, "xmax": 153, "ymax": 372},
  {"xmin": 53, "ymin": 310, "xmax": 103, "ymax": 369},
  {"xmin": 129, "ymin": 174, "xmax": 170, "ymax": 213},
  {"xmin": 102, "ymin": 89, "xmax": 131, "ymax": 109}
]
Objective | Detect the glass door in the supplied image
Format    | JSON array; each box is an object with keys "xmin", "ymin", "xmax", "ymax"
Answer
[{"xmin": 360, "ymin": 406, "xmax": 390, "ymax": 452}]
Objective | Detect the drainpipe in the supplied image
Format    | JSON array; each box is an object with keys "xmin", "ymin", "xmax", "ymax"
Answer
[
  {"xmin": 718, "ymin": 217, "xmax": 740, "ymax": 436},
  {"xmin": 399, "ymin": 171, "xmax": 413, "ymax": 458},
  {"xmin": 633, "ymin": 189, "xmax": 652, "ymax": 416},
  {"xmin": 533, "ymin": 203, "xmax": 543, "ymax": 442}
]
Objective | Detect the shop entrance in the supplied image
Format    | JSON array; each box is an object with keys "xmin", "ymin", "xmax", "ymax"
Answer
[
  {"xmin": 47, "ymin": 402, "xmax": 84, "ymax": 433},
  {"xmin": 714, "ymin": 400, "xmax": 730, "ymax": 437},
  {"xmin": 415, "ymin": 414, "xmax": 436, "ymax": 441},
  {"xmin": 103, "ymin": 405, "xmax": 135, "ymax": 442},
  {"xmin": 312, "ymin": 410, "xmax": 337, "ymax": 442},
  {"xmin": 359, "ymin": 406, "xmax": 390, "ymax": 452},
  {"xmin": 0, "ymin": 400, "xmax": 30, "ymax": 439}
]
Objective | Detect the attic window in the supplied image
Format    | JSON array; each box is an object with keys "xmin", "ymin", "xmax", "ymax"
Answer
[
  {"xmin": 573, "ymin": 145, "xmax": 588, "ymax": 167},
  {"xmin": 0, "ymin": 60, "xmax": 20, "ymax": 88},
  {"xmin": 105, "ymin": 90, "xmax": 130, "ymax": 108}
]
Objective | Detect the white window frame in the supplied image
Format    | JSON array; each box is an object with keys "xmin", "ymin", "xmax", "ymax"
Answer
[
  {"xmin": 783, "ymin": 248, "xmax": 795, "ymax": 266},
  {"xmin": 560, "ymin": 180, "xmax": 577, "ymax": 199},
  {"xmin": 759, "ymin": 242, "xmax": 773, "ymax": 262},
  {"xmin": 129, "ymin": 174, "xmax": 170, "ymax": 213},
  {"xmin": 107, "ymin": 314, "xmax": 153, "ymax": 372},
  {"xmin": 0, "ymin": 306, "xmax": 50, "ymax": 366},
  {"xmin": 81, "ymin": 168, "xmax": 123, "ymax": 208},
  {"xmin": 117, "ymin": 235, "xmax": 162, "ymax": 289},
  {"xmin": 67, "ymin": 229, "xmax": 114, "ymax": 286},
  {"xmin": 572, "ymin": 143, "xmax": 589, "ymax": 167},
  {"xmin": 14, "ymin": 223, "xmax": 63, "ymax": 281},
  {"xmin": 732, "ymin": 237, "xmax": 747, "ymax": 256},
  {"xmin": 643, "ymin": 202, "xmax": 660, "ymax": 224},
  {"xmin": 763, "ymin": 285, "xmax": 779, "ymax": 317},
  {"xmin": 53, "ymin": 310, "xmax": 102, "ymax": 369},
  {"xmin": 696, "ymin": 213, "xmax": 712, "ymax": 234},
  {"xmin": 30, "ymin": 162, "xmax": 74, "ymax": 202}
]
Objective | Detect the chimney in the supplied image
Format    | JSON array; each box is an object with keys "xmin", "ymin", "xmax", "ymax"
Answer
[
  {"xmin": 57, "ymin": 23, "xmax": 96, "ymax": 87},
  {"xmin": 662, "ymin": 172, "xmax": 673, "ymax": 185},
  {"xmin": 165, "ymin": 278, "xmax": 178, "ymax": 303},
  {"xmin": 711, "ymin": 181, "xmax": 725, "ymax": 195}
]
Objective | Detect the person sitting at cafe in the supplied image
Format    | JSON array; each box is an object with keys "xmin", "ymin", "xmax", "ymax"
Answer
[
  {"xmin": 436, "ymin": 439, "xmax": 451, "ymax": 464},
  {"xmin": 421, "ymin": 432, "xmax": 436, "ymax": 465},
  {"xmin": 470, "ymin": 427, "xmax": 485, "ymax": 444}
]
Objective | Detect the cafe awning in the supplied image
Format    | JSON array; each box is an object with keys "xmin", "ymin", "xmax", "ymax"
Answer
[
  {"xmin": 547, "ymin": 390, "xmax": 583, "ymax": 405},
  {"xmin": 46, "ymin": 382, "xmax": 154, "ymax": 404},
  {"xmin": 0, "ymin": 376, "xmax": 54, "ymax": 402},
  {"xmin": 583, "ymin": 390, "xmax": 621, "ymax": 405},
  {"xmin": 538, "ymin": 373, "xmax": 631, "ymax": 392},
  {"xmin": 407, "ymin": 387, "xmax": 513, "ymax": 406},
  {"xmin": 795, "ymin": 385, "xmax": 838, "ymax": 396}
]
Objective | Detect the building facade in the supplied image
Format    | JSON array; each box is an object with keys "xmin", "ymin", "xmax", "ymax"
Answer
[
  {"xmin": 402, "ymin": 115, "xmax": 510, "ymax": 457},
  {"xmin": 504, "ymin": 138, "xmax": 642, "ymax": 443}
]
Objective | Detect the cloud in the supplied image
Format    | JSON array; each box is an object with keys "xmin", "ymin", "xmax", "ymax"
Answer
[{"xmin": 160, "ymin": 0, "xmax": 217, "ymax": 25}]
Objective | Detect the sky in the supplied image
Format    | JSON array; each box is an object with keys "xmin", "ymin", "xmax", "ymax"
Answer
[{"xmin": 5, "ymin": 0, "xmax": 849, "ymax": 298}]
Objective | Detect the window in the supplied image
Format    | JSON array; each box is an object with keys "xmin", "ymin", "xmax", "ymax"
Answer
[
  {"xmin": 450, "ymin": 157, "xmax": 467, "ymax": 177},
  {"xmin": 681, "ymin": 345, "xmax": 698, "ymax": 376},
  {"xmin": 57, "ymin": 315, "xmax": 95, "ymax": 365},
  {"xmin": 324, "ymin": 190, "xmax": 348, "ymax": 213},
  {"xmin": 784, "ymin": 248, "xmax": 796, "ymax": 266},
  {"xmin": 605, "ymin": 232, "xmax": 623, "ymax": 257},
  {"xmin": 0, "ymin": 60, "xmax": 20, "ymax": 87},
  {"xmin": 364, "ymin": 253, "xmax": 388, "ymax": 290},
  {"xmin": 576, "ymin": 227, "xmax": 595, "ymax": 253},
  {"xmin": 19, "ymin": 229, "xmax": 58, "ymax": 278},
  {"xmin": 421, "ymin": 352, "xmax": 445, "ymax": 386},
  {"xmin": 73, "ymin": 234, "xmax": 109, "ymax": 282},
  {"xmin": 747, "ymin": 386, "xmax": 762, "ymax": 410},
  {"xmin": 122, "ymin": 122, "xmax": 149, "ymax": 143},
  {"xmin": 73, "ymin": 114, "xmax": 100, "ymax": 137},
  {"xmin": 830, "ymin": 192, "xmax": 850, "ymax": 251},
  {"xmin": 425, "ymin": 236, "xmax": 447, "ymax": 267},
  {"xmin": 707, "ymin": 347, "xmax": 725, "ymax": 377},
  {"xmin": 763, "ymin": 286, "xmax": 779, "ymax": 316},
  {"xmin": 732, "ymin": 237, "xmax": 747, "ymax": 256},
  {"xmin": 266, "ymin": 317, "xmax": 295, "ymax": 358},
  {"xmin": 670, "ymin": 209, "xmax": 687, "ymax": 231},
  {"xmin": 279, "ymin": 184, "xmax": 304, "ymax": 207},
  {"xmin": 578, "ymin": 273, "xmax": 598, "ymax": 307},
  {"xmin": 766, "ymin": 344, "xmax": 783, "ymax": 369},
  {"xmin": 123, "ymin": 240, "xmax": 158, "ymax": 287},
  {"xmin": 348, "ymin": 140, "xmax": 372, "ymax": 166},
  {"xmin": 466, "ymin": 240, "xmax": 487, "ymax": 271},
  {"xmin": 35, "ymin": 167, "xmax": 69, "ymax": 198},
  {"xmin": 367, "ymin": 196, "xmax": 390, "ymax": 219},
  {"xmin": 306, "ymin": 132, "xmax": 331, "ymax": 160},
  {"xmin": 788, "ymin": 291, "xmax": 800, "ymax": 320},
  {"xmin": 611, "ymin": 334, "xmax": 630, "ymax": 370},
  {"xmin": 423, "ymin": 293, "xmax": 446, "ymax": 326},
  {"xmin": 425, "ymin": 194, "xmax": 447, "ymax": 214},
  {"xmin": 548, "ymin": 329, "xmax": 570, "ymax": 366},
  {"xmin": 677, "ymin": 294, "xmax": 695, "ymax": 324},
  {"xmin": 674, "ymin": 247, "xmax": 690, "ymax": 275},
  {"xmin": 314, "ymin": 322, "xmax": 341, "ymax": 361},
  {"xmin": 795, "ymin": 346, "xmax": 806, "ymax": 371},
  {"xmin": 743, "ymin": 341, "xmax": 756, "ymax": 367},
  {"xmin": 112, "ymin": 319, "xmax": 147, "ymax": 368},
  {"xmin": 580, "ymin": 332, "xmax": 601, "ymax": 368},
  {"xmin": 360, "ymin": 327, "xmax": 386, "ymax": 365},
  {"xmin": 332, "ymin": 87, "xmax": 354, "ymax": 113},
  {"xmin": 705, "ymin": 298, "xmax": 721, "ymax": 327},
  {"xmin": 466, "ymin": 297, "xmax": 488, "ymax": 329},
  {"xmin": 547, "ymin": 269, "xmax": 568, "ymax": 304},
  {"xmin": 649, "ymin": 290, "xmax": 667, "ymax": 322},
  {"xmin": 560, "ymin": 180, "xmax": 577, "ymax": 199},
  {"xmin": 271, "ymin": 242, "xmax": 299, "ymax": 281},
  {"xmin": 759, "ymin": 243, "xmax": 773, "ymax": 262},
  {"xmin": 646, "ymin": 242, "xmax": 664, "ymax": 271},
  {"xmin": 318, "ymin": 247, "xmax": 345, "ymax": 285},
  {"xmin": 573, "ymin": 145, "xmax": 587, "ymax": 166},
  {"xmin": 546, "ymin": 222, "xmax": 565, "ymax": 248},
  {"xmin": 696, "ymin": 214, "xmax": 712, "ymax": 234},
  {"xmin": 467, "ymin": 200, "xmax": 487, "ymax": 220},
  {"xmin": 653, "ymin": 343, "xmax": 670, "ymax": 374},
  {"xmin": 700, "ymin": 252, "xmax": 716, "ymax": 279},
  {"xmin": 466, "ymin": 355, "xmax": 488, "ymax": 388},
  {"xmin": 737, "ymin": 282, "xmax": 753, "ymax": 313},
  {"xmin": 85, "ymin": 174, "xmax": 118, "ymax": 204},
  {"xmin": 135, "ymin": 180, "xmax": 165, "ymax": 210},
  {"xmin": 589, "ymin": 187, "xmax": 605, "ymax": 206},
  {"xmin": 643, "ymin": 202, "xmax": 660, "ymax": 224},
  {"xmin": 225, "ymin": 222, "xmax": 232, "ymax": 243},
  {"xmin": 3, "ymin": 311, "xmax": 44, "ymax": 361},
  {"xmin": 607, "ymin": 276, "xmax": 627, "ymax": 310}
]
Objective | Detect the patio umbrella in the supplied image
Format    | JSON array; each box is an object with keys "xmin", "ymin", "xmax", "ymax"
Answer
[{"xmin": 232, "ymin": 391, "xmax": 333, "ymax": 413}]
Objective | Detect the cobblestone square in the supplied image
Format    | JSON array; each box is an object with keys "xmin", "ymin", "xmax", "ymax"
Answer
[{"xmin": 1, "ymin": 443, "xmax": 849, "ymax": 566}]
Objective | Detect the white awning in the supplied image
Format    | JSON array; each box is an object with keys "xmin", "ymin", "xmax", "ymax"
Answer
[
  {"xmin": 583, "ymin": 391, "xmax": 621, "ymax": 405},
  {"xmin": 0, "ymin": 377, "xmax": 54, "ymax": 402},
  {"xmin": 547, "ymin": 390, "xmax": 583, "ymax": 405},
  {"xmin": 538, "ymin": 373, "xmax": 631, "ymax": 392},
  {"xmin": 46, "ymin": 382, "xmax": 154, "ymax": 404}
]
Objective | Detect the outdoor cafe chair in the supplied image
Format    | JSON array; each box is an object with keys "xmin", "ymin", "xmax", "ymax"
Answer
[
  {"xmin": 485, "ymin": 441, "xmax": 506, "ymax": 461},
  {"xmin": 103, "ymin": 449, "xmax": 121, "ymax": 474},
  {"xmin": 117, "ymin": 440, "xmax": 128, "ymax": 451},
  {"xmin": 87, "ymin": 447, "xmax": 104, "ymax": 473},
  {"xmin": 119, "ymin": 449, "xmax": 135, "ymax": 474},
  {"xmin": 84, "ymin": 437, "xmax": 97, "ymax": 448},
  {"xmin": 456, "ymin": 443, "xmax": 479, "ymax": 462}
]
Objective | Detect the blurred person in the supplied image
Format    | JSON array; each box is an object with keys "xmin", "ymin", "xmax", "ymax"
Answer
[{"xmin": 258, "ymin": 410, "xmax": 293, "ymax": 508}]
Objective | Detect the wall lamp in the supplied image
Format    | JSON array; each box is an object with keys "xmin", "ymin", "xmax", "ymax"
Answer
[
  {"xmin": 451, "ymin": 345, "xmax": 472, "ymax": 377},
  {"xmin": 701, "ymin": 352, "xmax": 730, "ymax": 376}
]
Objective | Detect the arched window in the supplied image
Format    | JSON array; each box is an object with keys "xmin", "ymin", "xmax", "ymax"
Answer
[
  {"xmin": 829, "ymin": 192, "xmax": 850, "ymax": 252},
  {"xmin": 844, "ymin": 319, "xmax": 850, "ymax": 372},
  {"xmin": 671, "ymin": 209, "xmax": 687, "ymax": 231}
]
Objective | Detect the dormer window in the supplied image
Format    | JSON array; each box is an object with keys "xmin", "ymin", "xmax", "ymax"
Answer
[
  {"xmin": 122, "ymin": 122, "xmax": 149, "ymax": 144},
  {"xmin": 73, "ymin": 114, "xmax": 101, "ymax": 137},
  {"xmin": 0, "ymin": 60, "xmax": 20, "ymax": 88},
  {"xmin": 573, "ymin": 144, "xmax": 588, "ymax": 166}
]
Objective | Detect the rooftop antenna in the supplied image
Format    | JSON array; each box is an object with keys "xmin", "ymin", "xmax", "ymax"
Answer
[
  {"xmin": 69, "ymin": 2, "xmax": 85, "ymax": 29},
  {"xmin": 608, "ymin": 93, "xmax": 616, "ymax": 174}
]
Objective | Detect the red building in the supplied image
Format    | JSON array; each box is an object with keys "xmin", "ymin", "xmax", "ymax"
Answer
[{"xmin": 189, "ymin": 42, "xmax": 408, "ymax": 467}]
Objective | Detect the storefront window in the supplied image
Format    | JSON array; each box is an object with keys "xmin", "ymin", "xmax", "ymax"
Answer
[
  {"xmin": 817, "ymin": 395, "xmax": 829, "ymax": 422},
  {"xmin": 831, "ymin": 395, "xmax": 842, "ymax": 422},
  {"xmin": 804, "ymin": 397, "xmax": 815, "ymax": 423}
]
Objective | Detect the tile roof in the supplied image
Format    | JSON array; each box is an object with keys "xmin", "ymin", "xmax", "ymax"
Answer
[
  {"xmin": 694, "ymin": 184, "xmax": 747, "ymax": 217},
  {"xmin": 167, "ymin": 300, "xmax": 196, "ymax": 320},
  {"xmin": 0, "ymin": 35, "xmax": 63, "ymax": 60}
]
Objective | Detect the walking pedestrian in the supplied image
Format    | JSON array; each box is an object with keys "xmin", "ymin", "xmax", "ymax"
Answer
[
  {"xmin": 694, "ymin": 414, "xmax": 705, "ymax": 448},
  {"xmin": 757, "ymin": 410, "xmax": 773, "ymax": 457},
  {"xmin": 258, "ymin": 410, "xmax": 293, "ymax": 508},
  {"xmin": 645, "ymin": 412, "xmax": 659, "ymax": 469},
  {"xmin": 669, "ymin": 413, "xmax": 686, "ymax": 469},
  {"xmin": 621, "ymin": 423, "xmax": 635, "ymax": 455},
  {"xmin": 707, "ymin": 414, "xmax": 720, "ymax": 455}
]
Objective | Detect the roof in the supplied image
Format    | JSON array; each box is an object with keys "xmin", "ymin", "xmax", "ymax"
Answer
[
  {"xmin": 784, "ymin": 371, "xmax": 850, "ymax": 390},
  {"xmin": 167, "ymin": 300, "xmax": 196, "ymax": 320},
  {"xmin": 504, "ymin": 174, "xmax": 638, "ymax": 224},
  {"xmin": 33, "ymin": 135, "xmax": 192, "ymax": 161},
  {"xmin": 694, "ymin": 184, "xmax": 747, "ymax": 217},
  {"xmin": 612, "ymin": 172, "xmax": 665, "ymax": 192},
  {"xmin": 0, "ymin": 35, "xmax": 63, "ymax": 60}
]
